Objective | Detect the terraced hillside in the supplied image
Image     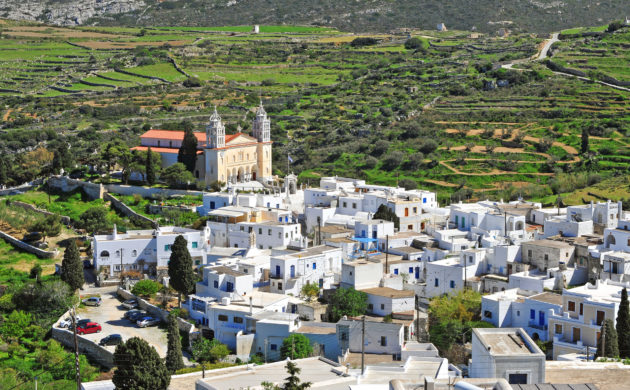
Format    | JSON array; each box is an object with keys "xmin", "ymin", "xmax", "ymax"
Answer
[{"xmin": 0, "ymin": 20, "xmax": 629, "ymax": 206}]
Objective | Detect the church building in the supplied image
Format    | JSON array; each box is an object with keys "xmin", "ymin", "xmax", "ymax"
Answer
[{"xmin": 133, "ymin": 103, "xmax": 273, "ymax": 186}]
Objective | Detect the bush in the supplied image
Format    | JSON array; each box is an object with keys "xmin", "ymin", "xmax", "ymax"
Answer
[
  {"xmin": 183, "ymin": 77, "xmax": 202, "ymax": 87},
  {"xmin": 382, "ymin": 151, "xmax": 404, "ymax": 171},
  {"xmin": 404, "ymin": 37, "xmax": 428, "ymax": 52},
  {"xmin": 350, "ymin": 37, "xmax": 378, "ymax": 47},
  {"xmin": 131, "ymin": 280, "xmax": 162, "ymax": 297}
]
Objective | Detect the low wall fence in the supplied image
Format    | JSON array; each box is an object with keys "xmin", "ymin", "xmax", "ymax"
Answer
[
  {"xmin": 11, "ymin": 200, "xmax": 72, "ymax": 225},
  {"xmin": 105, "ymin": 193, "xmax": 157, "ymax": 228},
  {"xmin": 0, "ymin": 230, "xmax": 57, "ymax": 258},
  {"xmin": 51, "ymin": 327, "xmax": 114, "ymax": 368}
]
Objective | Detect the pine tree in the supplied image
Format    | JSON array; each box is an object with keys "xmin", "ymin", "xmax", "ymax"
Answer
[
  {"xmin": 146, "ymin": 146, "xmax": 156, "ymax": 186},
  {"xmin": 113, "ymin": 337, "xmax": 170, "ymax": 390},
  {"xmin": 581, "ymin": 127, "xmax": 590, "ymax": 154},
  {"xmin": 618, "ymin": 288, "xmax": 630, "ymax": 357},
  {"xmin": 61, "ymin": 240, "xmax": 84, "ymax": 291},
  {"xmin": 177, "ymin": 128, "xmax": 198, "ymax": 173},
  {"xmin": 168, "ymin": 235, "xmax": 196, "ymax": 307},
  {"xmin": 596, "ymin": 318, "xmax": 619, "ymax": 359},
  {"xmin": 165, "ymin": 313, "xmax": 184, "ymax": 373},
  {"xmin": 281, "ymin": 361, "xmax": 312, "ymax": 390}
]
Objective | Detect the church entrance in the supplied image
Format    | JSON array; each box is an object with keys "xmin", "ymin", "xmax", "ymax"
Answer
[{"xmin": 252, "ymin": 172, "xmax": 256, "ymax": 180}]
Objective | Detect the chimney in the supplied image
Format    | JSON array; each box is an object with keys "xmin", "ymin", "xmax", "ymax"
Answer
[
  {"xmin": 113, "ymin": 224, "xmax": 118, "ymax": 240},
  {"xmin": 619, "ymin": 200, "xmax": 623, "ymax": 220},
  {"xmin": 249, "ymin": 296, "xmax": 253, "ymax": 315}
]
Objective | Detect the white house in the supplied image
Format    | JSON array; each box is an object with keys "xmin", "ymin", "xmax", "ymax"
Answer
[
  {"xmin": 424, "ymin": 249, "xmax": 486, "ymax": 297},
  {"xmin": 337, "ymin": 319, "xmax": 405, "ymax": 357},
  {"xmin": 195, "ymin": 266, "xmax": 254, "ymax": 300},
  {"xmin": 601, "ymin": 251, "xmax": 630, "ymax": 282},
  {"xmin": 269, "ymin": 245, "xmax": 343, "ymax": 295},
  {"xmin": 340, "ymin": 259, "xmax": 383, "ymax": 290},
  {"xmin": 469, "ymin": 328, "xmax": 545, "ymax": 385},
  {"xmin": 361, "ymin": 287, "xmax": 415, "ymax": 317},
  {"xmin": 602, "ymin": 219, "xmax": 630, "ymax": 251},
  {"xmin": 93, "ymin": 225, "xmax": 209, "ymax": 278}
]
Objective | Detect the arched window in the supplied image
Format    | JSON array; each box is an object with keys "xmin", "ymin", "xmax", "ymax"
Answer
[
  {"xmin": 132, "ymin": 250, "xmax": 137, "ymax": 257},
  {"xmin": 115, "ymin": 250, "xmax": 120, "ymax": 257},
  {"xmin": 100, "ymin": 251, "xmax": 110, "ymax": 258},
  {"xmin": 606, "ymin": 234, "xmax": 616, "ymax": 248}
]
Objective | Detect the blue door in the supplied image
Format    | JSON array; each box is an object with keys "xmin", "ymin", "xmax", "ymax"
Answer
[
  {"xmin": 275, "ymin": 265, "xmax": 281, "ymax": 277},
  {"xmin": 539, "ymin": 311, "xmax": 545, "ymax": 327},
  {"xmin": 290, "ymin": 265, "xmax": 295, "ymax": 278},
  {"xmin": 415, "ymin": 267, "xmax": 420, "ymax": 279},
  {"xmin": 210, "ymin": 201, "xmax": 215, "ymax": 209}
]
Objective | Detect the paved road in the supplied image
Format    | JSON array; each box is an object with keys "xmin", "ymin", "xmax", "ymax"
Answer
[
  {"xmin": 537, "ymin": 33, "xmax": 559, "ymax": 60},
  {"xmin": 74, "ymin": 289, "xmax": 169, "ymax": 357}
]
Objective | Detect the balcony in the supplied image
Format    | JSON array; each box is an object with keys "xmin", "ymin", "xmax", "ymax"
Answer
[
  {"xmin": 528, "ymin": 321, "xmax": 548, "ymax": 331},
  {"xmin": 270, "ymin": 273, "xmax": 284, "ymax": 280}
]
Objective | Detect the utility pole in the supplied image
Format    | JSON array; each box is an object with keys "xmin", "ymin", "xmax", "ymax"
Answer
[
  {"xmin": 317, "ymin": 217, "xmax": 321, "ymax": 246},
  {"xmin": 385, "ymin": 235, "xmax": 389, "ymax": 274},
  {"xmin": 361, "ymin": 316, "xmax": 366, "ymax": 375},
  {"xmin": 119, "ymin": 248, "xmax": 123, "ymax": 286},
  {"xmin": 601, "ymin": 322, "xmax": 606, "ymax": 358},
  {"xmin": 71, "ymin": 306, "xmax": 81, "ymax": 390},
  {"xmin": 264, "ymin": 338, "xmax": 268, "ymax": 363}
]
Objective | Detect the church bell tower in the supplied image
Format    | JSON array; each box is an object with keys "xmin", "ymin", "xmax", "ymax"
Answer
[
  {"xmin": 252, "ymin": 101, "xmax": 271, "ymax": 143},
  {"xmin": 206, "ymin": 106, "xmax": 225, "ymax": 149}
]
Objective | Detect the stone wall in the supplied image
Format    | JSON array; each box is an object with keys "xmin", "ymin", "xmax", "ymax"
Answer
[
  {"xmin": 48, "ymin": 176, "xmax": 104, "ymax": 200},
  {"xmin": 0, "ymin": 230, "xmax": 58, "ymax": 258},
  {"xmin": 11, "ymin": 200, "xmax": 71, "ymax": 225},
  {"xmin": 105, "ymin": 183, "xmax": 202, "ymax": 198},
  {"xmin": 104, "ymin": 193, "xmax": 157, "ymax": 228},
  {"xmin": 117, "ymin": 287, "xmax": 194, "ymax": 334},
  {"xmin": 51, "ymin": 327, "xmax": 114, "ymax": 368}
]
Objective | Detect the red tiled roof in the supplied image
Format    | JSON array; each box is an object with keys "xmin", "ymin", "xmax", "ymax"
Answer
[
  {"xmin": 140, "ymin": 129, "xmax": 206, "ymax": 143},
  {"xmin": 131, "ymin": 146, "xmax": 203, "ymax": 155}
]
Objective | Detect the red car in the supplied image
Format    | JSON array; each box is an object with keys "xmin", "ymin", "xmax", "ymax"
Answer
[{"xmin": 77, "ymin": 322, "xmax": 102, "ymax": 335}]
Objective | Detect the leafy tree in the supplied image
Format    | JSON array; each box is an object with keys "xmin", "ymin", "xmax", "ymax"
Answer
[
  {"xmin": 1, "ymin": 310, "xmax": 32, "ymax": 341},
  {"xmin": 113, "ymin": 337, "xmax": 170, "ymax": 390},
  {"xmin": 192, "ymin": 338, "xmax": 230, "ymax": 378},
  {"xmin": 178, "ymin": 128, "xmax": 199, "ymax": 173},
  {"xmin": 61, "ymin": 240, "xmax": 84, "ymax": 291},
  {"xmin": 12, "ymin": 280, "xmax": 74, "ymax": 327},
  {"xmin": 618, "ymin": 288, "xmax": 630, "ymax": 358},
  {"xmin": 183, "ymin": 77, "xmax": 202, "ymax": 87},
  {"xmin": 281, "ymin": 334, "xmax": 313, "ymax": 360},
  {"xmin": 581, "ymin": 127, "xmax": 590, "ymax": 154},
  {"xmin": 162, "ymin": 163, "xmax": 196, "ymax": 188},
  {"xmin": 404, "ymin": 37, "xmax": 428, "ymax": 52},
  {"xmin": 31, "ymin": 214, "xmax": 62, "ymax": 243},
  {"xmin": 328, "ymin": 287, "xmax": 368, "ymax": 322},
  {"xmin": 597, "ymin": 318, "xmax": 619, "ymax": 359},
  {"xmin": 132, "ymin": 280, "xmax": 162, "ymax": 297},
  {"xmin": 399, "ymin": 178, "xmax": 417, "ymax": 190},
  {"xmin": 428, "ymin": 290, "xmax": 485, "ymax": 352},
  {"xmin": 79, "ymin": 206, "xmax": 109, "ymax": 234},
  {"xmin": 382, "ymin": 151, "xmax": 404, "ymax": 171},
  {"xmin": 165, "ymin": 313, "xmax": 184, "ymax": 373},
  {"xmin": 168, "ymin": 235, "xmax": 196, "ymax": 307},
  {"xmin": 29, "ymin": 263, "xmax": 42, "ymax": 281},
  {"xmin": 146, "ymin": 146, "xmax": 156, "ymax": 185},
  {"xmin": 373, "ymin": 204, "xmax": 400, "ymax": 229},
  {"xmin": 301, "ymin": 282, "xmax": 320, "ymax": 301},
  {"xmin": 262, "ymin": 361, "xmax": 312, "ymax": 390},
  {"xmin": 350, "ymin": 37, "xmax": 377, "ymax": 47}
]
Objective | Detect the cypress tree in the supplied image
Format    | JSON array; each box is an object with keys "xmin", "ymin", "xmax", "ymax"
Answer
[
  {"xmin": 581, "ymin": 127, "xmax": 589, "ymax": 154},
  {"xmin": 165, "ymin": 313, "xmax": 184, "ymax": 373},
  {"xmin": 146, "ymin": 146, "xmax": 155, "ymax": 186},
  {"xmin": 618, "ymin": 288, "xmax": 630, "ymax": 357},
  {"xmin": 596, "ymin": 318, "xmax": 619, "ymax": 359},
  {"xmin": 168, "ymin": 235, "xmax": 196, "ymax": 307},
  {"xmin": 177, "ymin": 128, "xmax": 198, "ymax": 173},
  {"xmin": 113, "ymin": 337, "xmax": 170, "ymax": 390},
  {"xmin": 61, "ymin": 240, "xmax": 84, "ymax": 291}
]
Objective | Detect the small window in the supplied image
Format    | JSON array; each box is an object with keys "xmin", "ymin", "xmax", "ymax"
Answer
[
  {"xmin": 380, "ymin": 336, "xmax": 387, "ymax": 346},
  {"xmin": 234, "ymin": 317, "xmax": 243, "ymax": 324},
  {"xmin": 450, "ymin": 280, "xmax": 455, "ymax": 288},
  {"xmin": 192, "ymin": 242, "xmax": 198, "ymax": 249},
  {"xmin": 352, "ymin": 203, "xmax": 356, "ymax": 209},
  {"xmin": 530, "ymin": 309, "xmax": 536, "ymax": 320},
  {"xmin": 132, "ymin": 250, "xmax": 137, "ymax": 257},
  {"xmin": 349, "ymin": 271, "xmax": 353, "ymax": 276},
  {"xmin": 259, "ymin": 228, "xmax": 262, "ymax": 234},
  {"xmin": 568, "ymin": 301, "xmax": 575, "ymax": 312},
  {"xmin": 213, "ymin": 281, "xmax": 218, "ymax": 288},
  {"xmin": 469, "ymin": 256, "xmax": 473, "ymax": 263},
  {"xmin": 434, "ymin": 279, "xmax": 439, "ymax": 287},
  {"xmin": 544, "ymin": 254, "xmax": 549, "ymax": 261},
  {"xmin": 218, "ymin": 315, "xmax": 228, "ymax": 321},
  {"xmin": 368, "ymin": 304, "xmax": 373, "ymax": 310},
  {"xmin": 516, "ymin": 311, "xmax": 520, "ymax": 316},
  {"xmin": 312, "ymin": 263, "xmax": 316, "ymax": 270},
  {"xmin": 380, "ymin": 304, "xmax": 385, "ymax": 310},
  {"xmin": 409, "ymin": 267, "xmax": 413, "ymax": 273},
  {"xmin": 164, "ymin": 245, "xmax": 170, "ymax": 251},
  {"xmin": 394, "ymin": 269, "xmax": 398, "ymax": 275},
  {"xmin": 555, "ymin": 324, "xmax": 562, "ymax": 334},
  {"xmin": 278, "ymin": 282, "xmax": 283, "ymax": 290},
  {"xmin": 528, "ymin": 250, "xmax": 532, "ymax": 258},
  {"xmin": 243, "ymin": 269, "xmax": 248, "ymax": 273},
  {"xmin": 270, "ymin": 344, "xmax": 277, "ymax": 351},
  {"xmin": 343, "ymin": 202, "xmax": 347, "ymax": 208},
  {"xmin": 484, "ymin": 310, "xmax": 492, "ymax": 319},
  {"xmin": 268, "ymin": 229, "xmax": 272, "ymax": 236}
]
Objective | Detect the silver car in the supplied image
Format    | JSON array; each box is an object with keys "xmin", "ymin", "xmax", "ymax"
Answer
[
  {"xmin": 83, "ymin": 297, "xmax": 102, "ymax": 307},
  {"xmin": 136, "ymin": 316, "xmax": 160, "ymax": 328},
  {"xmin": 58, "ymin": 315, "xmax": 82, "ymax": 328}
]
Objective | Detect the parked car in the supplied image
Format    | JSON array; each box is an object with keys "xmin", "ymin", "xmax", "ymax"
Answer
[
  {"xmin": 123, "ymin": 309, "xmax": 144, "ymax": 320},
  {"xmin": 82, "ymin": 297, "xmax": 102, "ymax": 307},
  {"xmin": 122, "ymin": 299, "xmax": 138, "ymax": 310},
  {"xmin": 22, "ymin": 232, "xmax": 42, "ymax": 242},
  {"xmin": 128, "ymin": 310, "xmax": 149, "ymax": 322},
  {"xmin": 99, "ymin": 334, "xmax": 123, "ymax": 346},
  {"xmin": 136, "ymin": 317, "xmax": 160, "ymax": 328},
  {"xmin": 76, "ymin": 322, "xmax": 101, "ymax": 335},
  {"xmin": 83, "ymin": 260, "xmax": 93, "ymax": 269},
  {"xmin": 58, "ymin": 315, "xmax": 82, "ymax": 328}
]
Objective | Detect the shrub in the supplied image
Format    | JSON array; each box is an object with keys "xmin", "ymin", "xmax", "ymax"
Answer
[
  {"xmin": 350, "ymin": 37, "xmax": 378, "ymax": 47},
  {"xmin": 132, "ymin": 280, "xmax": 162, "ymax": 297}
]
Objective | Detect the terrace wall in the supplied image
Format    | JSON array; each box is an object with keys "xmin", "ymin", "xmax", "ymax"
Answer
[
  {"xmin": 0, "ymin": 230, "xmax": 58, "ymax": 258},
  {"xmin": 51, "ymin": 327, "xmax": 114, "ymax": 368},
  {"xmin": 104, "ymin": 193, "xmax": 157, "ymax": 228},
  {"xmin": 117, "ymin": 287, "xmax": 194, "ymax": 334},
  {"xmin": 11, "ymin": 200, "xmax": 71, "ymax": 225}
]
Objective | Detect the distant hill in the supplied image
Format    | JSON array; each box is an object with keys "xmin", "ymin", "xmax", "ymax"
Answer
[{"xmin": 0, "ymin": 0, "xmax": 627, "ymax": 33}]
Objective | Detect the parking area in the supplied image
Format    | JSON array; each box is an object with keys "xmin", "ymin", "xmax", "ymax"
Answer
[{"xmin": 73, "ymin": 289, "xmax": 169, "ymax": 357}]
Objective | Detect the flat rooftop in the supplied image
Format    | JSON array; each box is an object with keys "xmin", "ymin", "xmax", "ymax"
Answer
[
  {"xmin": 361, "ymin": 287, "xmax": 415, "ymax": 298},
  {"xmin": 296, "ymin": 322, "xmax": 337, "ymax": 335},
  {"xmin": 529, "ymin": 291, "xmax": 563, "ymax": 306},
  {"xmin": 523, "ymin": 239, "xmax": 572, "ymax": 249},
  {"xmin": 474, "ymin": 328, "xmax": 541, "ymax": 356},
  {"xmin": 211, "ymin": 266, "xmax": 246, "ymax": 277},
  {"xmin": 195, "ymin": 357, "xmax": 353, "ymax": 390}
]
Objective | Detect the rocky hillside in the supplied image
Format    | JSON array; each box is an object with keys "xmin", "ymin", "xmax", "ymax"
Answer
[{"xmin": 0, "ymin": 0, "xmax": 627, "ymax": 33}]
